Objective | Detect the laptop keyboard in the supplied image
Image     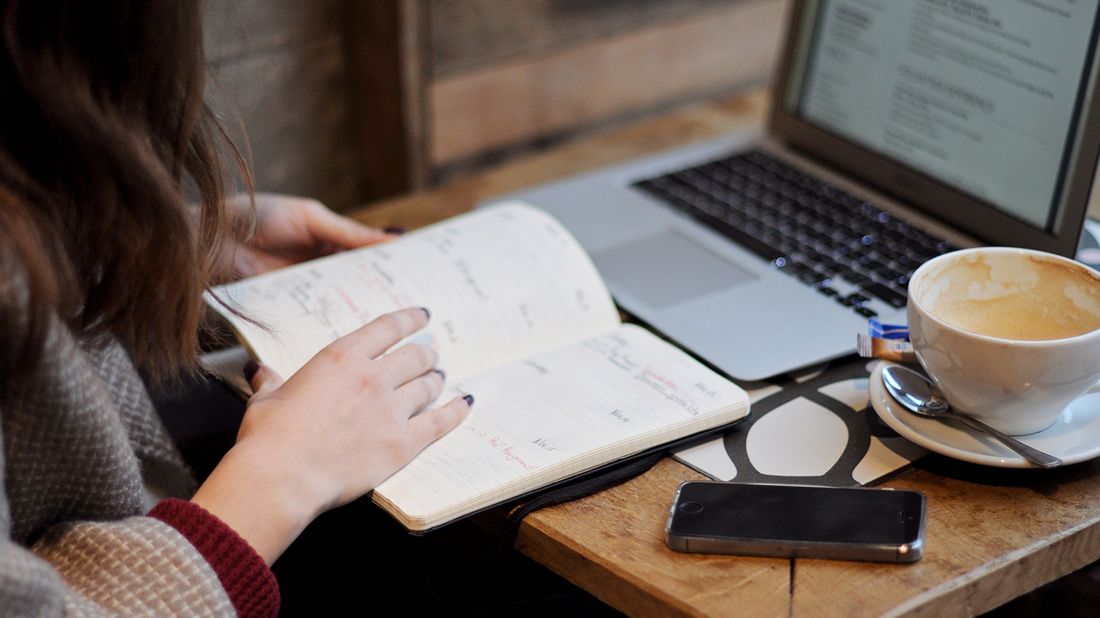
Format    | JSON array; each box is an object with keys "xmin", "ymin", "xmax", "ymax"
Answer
[{"xmin": 632, "ymin": 149, "xmax": 958, "ymax": 318}]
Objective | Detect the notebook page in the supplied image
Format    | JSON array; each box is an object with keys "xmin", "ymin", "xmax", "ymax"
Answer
[
  {"xmin": 207, "ymin": 202, "xmax": 619, "ymax": 379},
  {"xmin": 372, "ymin": 324, "xmax": 749, "ymax": 530}
]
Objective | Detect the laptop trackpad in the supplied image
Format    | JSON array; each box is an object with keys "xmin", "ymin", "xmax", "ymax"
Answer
[{"xmin": 592, "ymin": 230, "xmax": 757, "ymax": 309}]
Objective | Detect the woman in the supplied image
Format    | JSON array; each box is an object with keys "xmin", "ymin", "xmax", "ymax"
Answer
[{"xmin": 0, "ymin": 2, "xmax": 470, "ymax": 615}]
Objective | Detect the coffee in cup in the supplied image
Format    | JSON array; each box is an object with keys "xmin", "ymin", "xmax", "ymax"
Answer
[{"xmin": 907, "ymin": 247, "xmax": 1100, "ymax": 435}]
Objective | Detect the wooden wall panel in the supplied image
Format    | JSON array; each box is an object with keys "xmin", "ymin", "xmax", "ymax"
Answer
[
  {"xmin": 428, "ymin": 0, "xmax": 789, "ymax": 168},
  {"xmin": 210, "ymin": 38, "xmax": 364, "ymax": 209},
  {"xmin": 200, "ymin": 0, "xmax": 791, "ymax": 207},
  {"xmin": 428, "ymin": 0, "xmax": 735, "ymax": 78},
  {"xmin": 346, "ymin": 1, "xmax": 431, "ymax": 195},
  {"xmin": 204, "ymin": 0, "xmax": 367, "ymax": 210},
  {"xmin": 204, "ymin": 1, "xmax": 345, "ymax": 65}
]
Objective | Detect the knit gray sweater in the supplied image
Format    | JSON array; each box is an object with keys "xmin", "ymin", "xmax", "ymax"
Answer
[{"xmin": 0, "ymin": 310, "xmax": 240, "ymax": 616}]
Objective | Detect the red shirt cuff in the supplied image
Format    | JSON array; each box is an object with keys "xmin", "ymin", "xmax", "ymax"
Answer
[{"xmin": 149, "ymin": 498, "xmax": 280, "ymax": 618}]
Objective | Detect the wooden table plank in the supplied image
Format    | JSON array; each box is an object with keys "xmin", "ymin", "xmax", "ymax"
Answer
[
  {"xmin": 353, "ymin": 87, "xmax": 1100, "ymax": 616},
  {"xmin": 792, "ymin": 460, "xmax": 1100, "ymax": 617},
  {"xmin": 514, "ymin": 458, "xmax": 791, "ymax": 617}
]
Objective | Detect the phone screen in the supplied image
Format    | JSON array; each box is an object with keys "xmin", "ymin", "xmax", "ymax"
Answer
[{"xmin": 670, "ymin": 482, "xmax": 924, "ymax": 546}]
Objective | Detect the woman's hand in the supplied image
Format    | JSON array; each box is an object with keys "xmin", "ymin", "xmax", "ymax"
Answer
[
  {"xmin": 221, "ymin": 192, "xmax": 398, "ymax": 278},
  {"xmin": 191, "ymin": 307, "xmax": 472, "ymax": 564}
]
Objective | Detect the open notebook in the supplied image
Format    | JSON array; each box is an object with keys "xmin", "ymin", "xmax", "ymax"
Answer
[{"xmin": 206, "ymin": 203, "xmax": 750, "ymax": 532}]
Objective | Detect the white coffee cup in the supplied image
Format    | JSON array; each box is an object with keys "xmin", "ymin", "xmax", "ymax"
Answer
[{"xmin": 907, "ymin": 247, "xmax": 1100, "ymax": 435}]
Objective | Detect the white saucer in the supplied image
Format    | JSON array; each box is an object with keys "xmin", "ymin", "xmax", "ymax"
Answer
[{"xmin": 869, "ymin": 362, "xmax": 1100, "ymax": 468}]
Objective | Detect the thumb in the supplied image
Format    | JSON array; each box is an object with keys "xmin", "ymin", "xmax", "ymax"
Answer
[
  {"xmin": 243, "ymin": 360, "xmax": 285, "ymax": 396},
  {"xmin": 306, "ymin": 206, "xmax": 392, "ymax": 249}
]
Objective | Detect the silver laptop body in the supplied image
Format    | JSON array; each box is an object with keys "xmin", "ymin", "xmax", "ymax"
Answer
[{"xmin": 487, "ymin": 0, "xmax": 1100, "ymax": 381}]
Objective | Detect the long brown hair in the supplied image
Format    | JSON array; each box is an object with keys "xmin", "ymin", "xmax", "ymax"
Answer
[{"xmin": 0, "ymin": 0, "xmax": 245, "ymax": 381}]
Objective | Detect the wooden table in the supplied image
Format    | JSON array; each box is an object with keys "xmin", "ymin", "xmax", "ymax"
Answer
[{"xmin": 353, "ymin": 89, "xmax": 1100, "ymax": 616}]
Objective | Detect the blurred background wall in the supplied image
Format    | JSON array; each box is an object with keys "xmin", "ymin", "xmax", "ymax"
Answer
[{"xmin": 203, "ymin": 0, "xmax": 789, "ymax": 211}]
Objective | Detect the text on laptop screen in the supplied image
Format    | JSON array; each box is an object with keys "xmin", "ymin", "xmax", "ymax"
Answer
[{"xmin": 792, "ymin": 0, "xmax": 1100, "ymax": 231}]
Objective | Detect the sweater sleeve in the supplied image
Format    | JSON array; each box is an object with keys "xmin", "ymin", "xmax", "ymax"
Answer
[
  {"xmin": 2, "ymin": 515, "xmax": 238, "ymax": 617},
  {"xmin": 150, "ymin": 498, "xmax": 280, "ymax": 617},
  {"xmin": 0, "ymin": 263, "xmax": 271, "ymax": 615},
  {"xmin": 0, "ymin": 401, "xmax": 239, "ymax": 617}
]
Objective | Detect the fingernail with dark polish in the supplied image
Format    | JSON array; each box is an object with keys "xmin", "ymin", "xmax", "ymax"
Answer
[
  {"xmin": 420, "ymin": 307, "xmax": 431, "ymax": 320},
  {"xmin": 463, "ymin": 394, "xmax": 475, "ymax": 407},
  {"xmin": 384, "ymin": 226, "xmax": 407, "ymax": 235},
  {"xmin": 243, "ymin": 359, "xmax": 260, "ymax": 382},
  {"xmin": 433, "ymin": 368, "xmax": 447, "ymax": 381}
]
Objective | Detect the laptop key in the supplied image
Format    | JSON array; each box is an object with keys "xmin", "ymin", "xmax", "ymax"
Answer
[
  {"xmin": 861, "ymin": 282, "xmax": 907, "ymax": 308},
  {"xmin": 843, "ymin": 273, "xmax": 874, "ymax": 287}
]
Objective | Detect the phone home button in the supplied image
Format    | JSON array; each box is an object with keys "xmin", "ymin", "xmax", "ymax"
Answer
[{"xmin": 679, "ymin": 501, "xmax": 704, "ymax": 513}]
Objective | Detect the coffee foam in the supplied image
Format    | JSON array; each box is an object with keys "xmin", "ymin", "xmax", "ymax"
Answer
[{"xmin": 916, "ymin": 252, "xmax": 1100, "ymax": 340}]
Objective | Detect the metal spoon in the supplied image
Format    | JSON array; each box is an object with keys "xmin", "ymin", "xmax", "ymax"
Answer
[{"xmin": 881, "ymin": 365, "xmax": 1063, "ymax": 468}]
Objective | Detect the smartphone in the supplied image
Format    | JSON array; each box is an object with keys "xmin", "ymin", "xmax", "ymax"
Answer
[{"xmin": 665, "ymin": 481, "xmax": 926, "ymax": 563}]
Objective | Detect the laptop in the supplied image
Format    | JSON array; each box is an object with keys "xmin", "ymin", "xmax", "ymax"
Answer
[{"xmin": 486, "ymin": 0, "xmax": 1100, "ymax": 381}]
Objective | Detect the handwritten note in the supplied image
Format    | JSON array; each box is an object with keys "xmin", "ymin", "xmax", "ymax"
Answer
[
  {"xmin": 372, "ymin": 324, "xmax": 748, "ymax": 528},
  {"xmin": 207, "ymin": 203, "xmax": 620, "ymax": 379}
]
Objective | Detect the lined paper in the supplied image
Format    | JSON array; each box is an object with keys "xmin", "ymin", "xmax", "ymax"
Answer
[
  {"xmin": 207, "ymin": 203, "xmax": 619, "ymax": 379},
  {"xmin": 373, "ymin": 324, "xmax": 749, "ymax": 530}
]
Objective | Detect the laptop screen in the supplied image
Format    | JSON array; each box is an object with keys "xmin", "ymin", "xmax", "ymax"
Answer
[{"xmin": 786, "ymin": 0, "xmax": 1100, "ymax": 232}]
